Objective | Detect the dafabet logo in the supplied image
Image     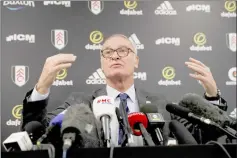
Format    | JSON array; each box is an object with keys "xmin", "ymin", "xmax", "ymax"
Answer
[
  {"xmin": 120, "ymin": 1, "xmax": 143, "ymax": 16},
  {"xmin": 158, "ymin": 66, "xmax": 181, "ymax": 86},
  {"xmin": 85, "ymin": 30, "xmax": 103, "ymax": 50},
  {"xmin": 6, "ymin": 105, "xmax": 23, "ymax": 126},
  {"xmin": 53, "ymin": 68, "xmax": 73, "ymax": 86}
]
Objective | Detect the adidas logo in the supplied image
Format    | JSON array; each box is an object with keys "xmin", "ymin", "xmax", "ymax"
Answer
[
  {"xmin": 86, "ymin": 69, "xmax": 147, "ymax": 84},
  {"xmin": 129, "ymin": 34, "xmax": 144, "ymax": 50},
  {"xmin": 86, "ymin": 68, "xmax": 106, "ymax": 84},
  {"xmin": 155, "ymin": 1, "xmax": 177, "ymax": 15}
]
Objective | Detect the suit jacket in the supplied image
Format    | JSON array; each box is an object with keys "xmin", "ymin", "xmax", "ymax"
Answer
[{"xmin": 21, "ymin": 86, "xmax": 228, "ymax": 145}]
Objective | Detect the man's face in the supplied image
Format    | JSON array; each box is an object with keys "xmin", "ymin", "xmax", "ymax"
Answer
[{"xmin": 101, "ymin": 36, "xmax": 139, "ymax": 79}]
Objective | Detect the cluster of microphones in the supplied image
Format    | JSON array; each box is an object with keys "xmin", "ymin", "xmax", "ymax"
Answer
[{"xmin": 3, "ymin": 93, "xmax": 237, "ymax": 158}]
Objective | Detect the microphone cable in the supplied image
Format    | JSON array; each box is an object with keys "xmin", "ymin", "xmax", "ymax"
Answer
[{"xmin": 206, "ymin": 141, "xmax": 232, "ymax": 158}]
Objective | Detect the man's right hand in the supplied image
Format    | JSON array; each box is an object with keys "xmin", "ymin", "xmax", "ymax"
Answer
[{"xmin": 36, "ymin": 54, "xmax": 77, "ymax": 94}]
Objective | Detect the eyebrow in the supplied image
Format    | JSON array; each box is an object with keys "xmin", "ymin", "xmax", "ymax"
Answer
[{"xmin": 103, "ymin": 45, "xmax": 130, "ymax": 49}]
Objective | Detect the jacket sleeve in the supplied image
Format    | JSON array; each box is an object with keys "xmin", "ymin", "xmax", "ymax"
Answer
[{"xmin": 21, "ymin": 89, "xmax": 87, "ymax": 130}]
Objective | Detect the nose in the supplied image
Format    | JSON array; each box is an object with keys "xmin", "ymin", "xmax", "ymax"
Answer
[{"xmin": 110, "ymin": 50, "xmax": 120, "ymax": 60}]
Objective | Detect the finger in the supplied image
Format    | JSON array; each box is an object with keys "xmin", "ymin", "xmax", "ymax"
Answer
[
  {"xmin": 189, "ymin": 73, "xmax": 208, "ymax": 83},
  {"xmin": 53, "ymin": 63, "xmax": 72, "ymax": 72},
  {"xmin": 185, "ymin": 62, "xmax": 211, "ymax": 73},
  {"xmin": 187, "ymin": 65, "xmax": 209, "ymax": 76},
  {"xmin": 52, "ymin": 54, "xmax": 77, "ymax": 66},
  {"xmin": 189, "ymin": 57, "xmax": 207, "ymax": 68}
]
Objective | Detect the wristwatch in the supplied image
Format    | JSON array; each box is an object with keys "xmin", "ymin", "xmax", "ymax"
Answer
[{"xmin": 204, "ymin": 89, "xmax": 221, "ymax": 101}]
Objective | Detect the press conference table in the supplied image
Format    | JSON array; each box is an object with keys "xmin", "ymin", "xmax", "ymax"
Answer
[{"xmin": 2, "ymin": 144, "xmax": 237, "ymax": 158}]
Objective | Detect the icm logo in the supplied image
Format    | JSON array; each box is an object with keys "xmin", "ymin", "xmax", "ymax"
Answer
[
  {"xmin": 158, "ymin": 66, "xmax": 181, "ymax": 86},
  {"xmin": 226, "ymin": 67, "xmax": 236, "ymax": 85},
  {"xmin": 6, "ymin": 34, "xmax": 35, "ymax": 43},
  {"xmin": 3, "ymin": 1, "xmax": 35, "ymax": 11},
  {"xmin": 189, "ymin": 32, "xmax": 212, "ymax": 51},
  {"xmin": 134, "ymin": 72, "xmax": 147, "ymax": 81},
  {"xmin": 85, "ymin": 30, "xmax": 103, "ymax": 50},
  {"xmin": 155, "ymin": 1, "xmax": 177, "ymax": 15},
  {"xmin": 186, "ymin": 4, "xmax": 211, "ymax": 13},
  {"xmin": 6, "ymin": 105, "xmax": 23, "ymax": 126},
  {"xmin": 120, "ymin": 1, "xmax": 143, "ymax": 16},
  {"xmin": 52, "ymin": 68, "xmax": 73, "ymax": 86},
  {"xmin": 221, "ymin": 1, "xmax": 236, "ymax": 18},
  {"xmin": 43, "ymin": 1, "xmax": 71, "ymax": 7},
  {"xmin": 155, "ymin": 37, "xmax": 180, "ymax": 46},
  {"xmin": 129, "ymin": 34, "xmax": 144, "ymax": 50}
]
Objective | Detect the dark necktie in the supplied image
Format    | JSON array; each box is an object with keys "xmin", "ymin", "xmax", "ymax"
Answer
[{"xmin": 118, "ymin": 93, "xmax": 129, "ymax": 145}]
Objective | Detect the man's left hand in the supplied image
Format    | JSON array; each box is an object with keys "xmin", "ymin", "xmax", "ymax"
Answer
[{"xmin": 185, "ymin": 57, "xmax": 218, "ymax": 97}]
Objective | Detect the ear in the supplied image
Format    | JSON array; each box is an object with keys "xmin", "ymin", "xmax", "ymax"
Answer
[{"xmin": 134, "ymin": 56, "xmax": 139, "ymax": 68}]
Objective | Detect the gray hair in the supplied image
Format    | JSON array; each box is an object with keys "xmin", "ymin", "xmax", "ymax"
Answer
[{"xmin": 103, "ymin": 34, "xmax": 138, "ymax": 55}]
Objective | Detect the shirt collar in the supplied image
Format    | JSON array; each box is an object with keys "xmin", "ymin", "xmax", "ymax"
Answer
[{"xmin": 106, "ymin": 84, "xmax": 136, "ymax": 103}]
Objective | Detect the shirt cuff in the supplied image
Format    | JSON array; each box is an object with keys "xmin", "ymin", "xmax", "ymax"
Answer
[
  {"xmin": 208, "ymin": 100, "xmax": 220, "ymax": 105},
  {"xmin": 29, "ymin": 85, "xmax": 50, "ymax": 101}
]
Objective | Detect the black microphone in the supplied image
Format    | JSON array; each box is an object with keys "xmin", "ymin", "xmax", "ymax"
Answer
[
  {"xmin": 169, "ymin": 120, "xmax": 198, "ymax": 144},
  {"xmin": 180, "ymin": 93, "xmax": 235, "ymax": 128},
  {"xmin": 24, "ymin": 121, "xmax": 45, "ymax": 144},
  {"xmin": 166, "ymin": 103, "xmax": 237, "ymax": 139},
  {"xmin": 61, "ymin": 103, "xmax": 103, "ymax": 152},
  {"xmin": 140, "ymin": 104, "xmax": 165, "ymax": 145}
]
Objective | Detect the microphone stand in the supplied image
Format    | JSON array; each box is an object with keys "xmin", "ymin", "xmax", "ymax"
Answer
[{"xmin": 120, "ymin": 101, "xmax": 132, "ymax": 147}]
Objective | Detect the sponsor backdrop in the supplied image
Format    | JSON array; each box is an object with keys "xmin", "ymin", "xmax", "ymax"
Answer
[{"xmin": 1, "ymin": 1, "xmax": 236, "ymax": 148}]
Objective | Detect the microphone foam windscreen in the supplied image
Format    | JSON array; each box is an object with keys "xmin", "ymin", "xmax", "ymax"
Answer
[
  {"xmin": 169, "ymin": 120, "xmax": 197, "ymax": 144},
  {"xmin": 61, "ymin": 103, "xmax": 103, "ymax": 148},
  {"xmin": 179, "ymin": 93, "xmax": 232, "ymax": 126},
  {"xmin": 128, "ymin": 112, "xmax": 148, "ymax": 136},
  {"xmin": 140, "ymin": 104, "xmax": 158, "ymax": 113},
  {"xmin": 24, "ymin": 121, "xmax": 45, "ymax": 143}
]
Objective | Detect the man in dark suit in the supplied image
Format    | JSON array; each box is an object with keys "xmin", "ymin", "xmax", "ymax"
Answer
[{"xmin": 21, "ymin": 34, "xmax": 227, "ymax": 146}]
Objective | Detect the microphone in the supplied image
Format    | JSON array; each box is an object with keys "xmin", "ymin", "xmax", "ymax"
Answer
[
  {"xmin": 36, "ymin": 110, "xmax": 67, "ymax": 145},
  {"xmin": 92, "ymin": 96, "xmax": 118, "ymax": 147},
  {"xmin": 3, "ymin": 131, "xmax": 33, "ymax": 152},
  {"xmin": 127, "ymin": 112, "xmax": 155, "ymax": 146},
  {"xmin": 140, "ymin": 104, "xmax": 165, "ymax": 145},
  {"xmin": 24, "ymin": 121, "xmax": 45, "ymax": 144},
  {"xmin": 180, "ymin": 93, "xmax": 235, "ymax": 128},
  {"xmin": 169, "ymin": 120, "xmax": 198, "ymax": 144},
  {"xmin": 166, "ymin": 103, "xmax": 237, "ymax": 139},
  {"xmin": 61, "ymin": 103, "xmax": 103, "ymax": 151}
]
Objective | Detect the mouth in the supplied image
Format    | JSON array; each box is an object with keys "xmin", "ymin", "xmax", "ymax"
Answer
[{"xmin": 110, "ymin": 63, "xmax": 123, "ymax": 68}]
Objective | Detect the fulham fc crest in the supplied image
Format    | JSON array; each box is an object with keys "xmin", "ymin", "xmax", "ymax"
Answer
[
  {"xmin": 51, "ymin": 29, "xmax": 68, "ymax": 50},
  {"xmin": 226, "ymin": 33, "xmax": 236, "ymax": 52},
  {"xmin": 11, "ymin": 66, "xmax": 29, "ymax": 87},
  {"xmin": 88, "ymin": 1, "xmax": 104, "ymax": 15}
]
